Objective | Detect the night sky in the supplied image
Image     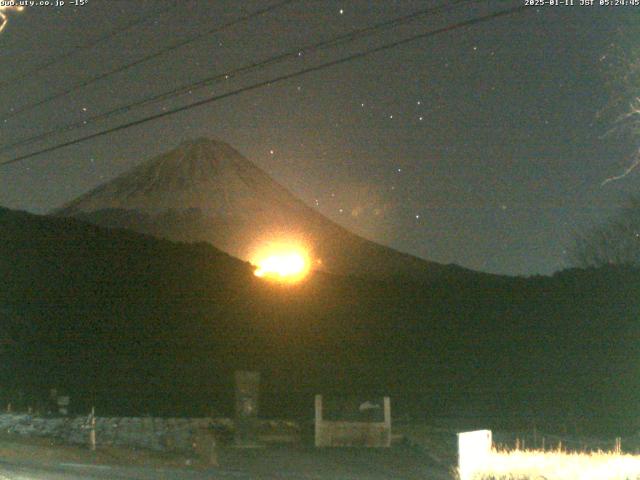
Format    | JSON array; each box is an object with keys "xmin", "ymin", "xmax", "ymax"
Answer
[{"xmin": 0, "ymin": 1, "xmax": 637, "ymax": 276}]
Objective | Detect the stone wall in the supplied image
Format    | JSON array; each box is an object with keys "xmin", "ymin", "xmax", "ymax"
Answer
[
  {"xmin": 0, "ymin": 414, "xmax": 300, "ymax": 452},
  {"xmin": 0, "ymin": 413, "xmax": 230, "ymax": 452}
]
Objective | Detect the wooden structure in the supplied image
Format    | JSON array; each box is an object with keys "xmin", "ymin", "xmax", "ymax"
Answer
[{"xmin": 314, "ymin": 394, "xmax": 391, "ymax": 447}]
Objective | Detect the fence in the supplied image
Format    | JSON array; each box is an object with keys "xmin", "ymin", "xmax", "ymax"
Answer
[{"xmin": 314, "ymin": 395, "xmax": 391, "ymax": 447}]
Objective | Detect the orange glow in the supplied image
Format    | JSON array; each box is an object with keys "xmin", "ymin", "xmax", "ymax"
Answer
[
  {"xmin": 0, "ymin": 6, "xmax": 24, "ymax": 34},
  {"xmin": 252, "ymin": 242, "xmax": 311, "ymax": 283}
]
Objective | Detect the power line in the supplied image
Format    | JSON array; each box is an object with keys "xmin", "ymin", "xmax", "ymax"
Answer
[
  {"xmin": 0, "ymin": 4, "xmax": 530, "ymax": 169},
  {"xmin": 0, "ymin": 1, "xmax": 179, "ymax": 88},
  {"xmin": 0, "ymin": 0, "xmax": 476, "ymax": 154},
  {"xmin": 0, "ymin": 0, "xmax": 298, "ymax": 122}
]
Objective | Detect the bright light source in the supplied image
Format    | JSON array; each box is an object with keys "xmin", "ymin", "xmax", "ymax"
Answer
[
  {"xmin": 252, "ymin": 242, "xmax": 311, "ymax": 283},
  {"xmin": 458, "ymin": 430, "xmax": 492, "ymax": 480},
  {"xmin": 0, "ymin": 6, "xmax": 24, "ymax": 34},
  {"xmin": 255, "ymin": 253, "xmax": 306, "ymax": 278}
]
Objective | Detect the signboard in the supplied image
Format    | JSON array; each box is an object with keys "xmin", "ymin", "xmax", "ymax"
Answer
[
  {"xmin": 458, "ymin": 429, "xmax": 492, "ymax": 480},
  {"xmin": 234, "ymin": 371, "xmax": 260, "ymax": 446}
]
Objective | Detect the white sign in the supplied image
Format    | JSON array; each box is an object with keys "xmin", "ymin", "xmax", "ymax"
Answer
[{"xmin": 458, "ymin": 429, "xmax": 492, "ymax": 480}]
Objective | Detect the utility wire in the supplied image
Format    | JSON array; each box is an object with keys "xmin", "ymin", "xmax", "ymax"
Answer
[
  {"xmin": 0, "ymin": 0, "xmax": 477, "ymax": 154},
  {"xmin": 0, "ymin": 0, "xmax": 298, "ymax": 121},
  {"xmin": 0, "ymin": 1, "xmax": 179, "ymax": 88},
  {"xmin": 0, "ymin": 4, "xmax": 530, "ymax": 168}
]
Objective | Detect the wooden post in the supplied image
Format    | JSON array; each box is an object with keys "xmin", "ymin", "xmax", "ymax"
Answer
[
  {"xmin": 615, "ymin": 437, "xmax": 621, "ymax": 454},
  {"xmin": 89, "ymin": 407, "xmax": 96, "ymax": 451},
  {"xmin": 314, "ymin": 395, "xmax": 323, "ymax": 447},
  {"xmin": 383, "ymin": 396, "xmax": 391, "ymax": 447}
]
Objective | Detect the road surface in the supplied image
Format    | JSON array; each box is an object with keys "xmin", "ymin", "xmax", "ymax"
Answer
[{"xmin": 0, "ymin": 445, "xmax": 453, "ymax": 479}]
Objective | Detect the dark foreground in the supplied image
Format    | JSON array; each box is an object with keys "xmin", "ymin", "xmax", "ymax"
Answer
[{"xmin": 0, "ymin": 438, "xmax": 452, "ymax": 480}]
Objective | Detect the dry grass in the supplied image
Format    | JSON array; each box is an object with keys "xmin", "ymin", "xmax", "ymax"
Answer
[{"xmin": 468, "ymin": 447, "xmax": 640, "ymax": 480}]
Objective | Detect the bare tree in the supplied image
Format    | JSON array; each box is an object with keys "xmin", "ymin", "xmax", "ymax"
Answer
[
  {"xmin": 599, "ymin": 22, "xmax": 640, "ymax": 185},
  {"xmin": 571, "ymin": 25, "xmax": 640, "ymax": 267},
  {"xmin": 601, "ymin": 96, "xmax": 640, "ymax": 186},
  {"xmin": 568, "ymin": 196, "xmax": 640, "ymax": 268}
]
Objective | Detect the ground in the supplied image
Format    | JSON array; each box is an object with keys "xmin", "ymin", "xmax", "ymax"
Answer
[{"xmin": 0, "ymin": 432, "xmax": 454, "ymax": 479}]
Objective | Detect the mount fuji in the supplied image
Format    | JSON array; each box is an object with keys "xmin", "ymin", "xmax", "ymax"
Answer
[{"xmin": 55, "ymin": 138, "xmax": 472, "ymax": 280}]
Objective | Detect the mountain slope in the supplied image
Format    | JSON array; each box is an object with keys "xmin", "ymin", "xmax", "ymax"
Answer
[
  {"xmin": 2, "ymin": 207, "xmax": 640, "ymax": 431},
  {"xmin": 55, "ymin": 138, "xmax": 473, "ymax": 280}
]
